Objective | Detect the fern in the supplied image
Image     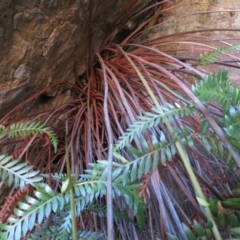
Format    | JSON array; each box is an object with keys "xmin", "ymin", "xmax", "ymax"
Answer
[
  {"xmin": 0, "ymin": 162, "xmax": 144, "ymax": 240},
  {"xmin": 0, "ymin": 155, "xmax": 42, "ymax": 190},
  {"xmin": 3, "ymin": 121, "xmax": 58, "ymax": 152},
  {"xmin": 224, "ymin": 106, "xmax": 240, "ymax": 140},
  {"xmin": 115, "ymin": 103, "xmax": 195, "ymax": 150},
  {"xmin": 74, "ymin": 170, "xmax": 144, "ymax": 217},
  {"xmin": 0, "ymin": 184, "xmax": 63, "ymax": 240},
  {"xmin": 78, "ymin": 230, "xmax": 106, "ymax": 240},
  {"xmin": 174, "ymin": 123, "xmax": 237, "ymax": 168},
  {"xmin": 28, "ymin": 226, "xmax": 105, "ymax": 240},
  {"xmin": 27, "ymin": 226, "xmax": 61, "ymax": 240},
  {"xmin": 197, "ymin": 44, "xmax": 240, "ymax": 65},
  {"xmin": 113, "ymin": 134, "xmax": 176, "ymax": 186},
  {"xmin": 42, "ymin": 173, "xmax": 77, "ymax": 181},
  {"xmin": 85, "ymin": 203, "xmax": 133, "ymax": 221},
  {"xmin": 192, "ymin": 69, "xmax": 240, "ymax": 112}
]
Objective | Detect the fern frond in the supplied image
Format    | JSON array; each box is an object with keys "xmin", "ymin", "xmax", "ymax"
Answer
[
  {"xmin": 224, "ymin": 106, "xmax": 240, "ymax": 140},
  {"xmin": 174, "ymin": 122, "xmax": 227, "ymax": 159},
  {"xmin": 86, "ymin": 203, "xmax": 133, "ymax": 221},
  {"xmin": 78, "ymin": 230, "xmax": 106, "ymax": 240},
  {"xmin": 41, "ymin": 173, "xmax": 77, "ymax": 181},
  {"xmin": 113, "ymin": 131, "xmax": 178, "ymax": 187},
  {"xmin": 115, "ymin": 103, "xmax": 195, "ymax": 150},
  {"xmin": 74, "ymin": 167, "xmax": 144, "ymax": 218},
  {"xmin": 27, "ymin": 225, "xmax": 61, "ymax": 240},
  {"xmin": 60, "ymin": 212, "xmax": 72, "ymax": 236},
  {"xmin": 32, "ymin": 227, "xmax": 106, "ymax": 240},
  {"xmin": 192, "ymin": 70, "xmax": 238, "ymax": 112},
  {"xmin": 0, "ymin": 184, "xmax": 67, "ymax": 240},
  {"xmin": 0, "ymin": 156, "xmax": 144, "ymax": 239},
  {"xmin": 0, "ymin": 155, "xmax": 42, "ymax": 190},
  {"xmin": 197, "ymin": 44, "xmax": 240, "ymax": 65},
  {"xmin": 58, "ymin": 212, "xmax": 105, "ymax": 240},
  {"xmin": 6, "ymin": 121, "xmax": 58, "ymax": 152}
]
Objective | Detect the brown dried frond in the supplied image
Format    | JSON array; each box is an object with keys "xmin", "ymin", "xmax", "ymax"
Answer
[
  {"xmin": 138, "ymin": 172, "xmax": 152, "ymax": 200},
  {"xmin": 0, "ymin": 185, "xmax": 31, "ymax": 224}
]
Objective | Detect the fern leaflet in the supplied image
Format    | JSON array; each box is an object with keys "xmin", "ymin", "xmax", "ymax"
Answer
[
  {"xmin": 6, "ymin": 121, "xmax": 58, "ymax": 152},
  {"xmin": 0, "ymin": 184, "xmax": 68, "ymax": 240},
  {"xmin": 115, "ymin": 103, "xmax": 195, "ymax": 150},
  {"xmin": 0, "ymin": 155, "xmax": 42, "ymax": 190},
  {"xmin": 197, "ymin": 44, "xmax": 240, "ymax": 65},
  {"xmin": 224, "ymin": 106, "xmax": 240, "ymax": 140},
  {"xmin": 192, "ymin": 70, "xmax": 240, "ymax": 112}
]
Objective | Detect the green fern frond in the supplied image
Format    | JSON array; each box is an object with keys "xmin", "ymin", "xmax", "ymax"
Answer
[
  {"xmin": 0, "ymin": 184, "xmax": 67, "ymax": 240},
  {"xmin": 175, "ymin": 122, "xmax": 226, "ymax": 159},
  {"xmin": 42, "ymin": 173, "xmax": 77, "ymax": 181},
  {"xmin": 0, "ymin": 155, "xmax": 42, "ymax": 190},
  {"xmin": 60, "ymin": 213, "xmax": 72, "ymax": 236},
  {"xmin": 86, "ymin": 204, "xmax": 134, "ymax": 221},
  {"xmin": 27, "ymin": 226, "xmax": 61, "ymax": 240},
  {"xmin": 197, "ymin": 44, "xmax": 240, "ymax": 65},
  {"xmin": 0, "ymin": 132, "xmax": 162, "ymax": 239},
  {"xmin": 113, "ymin": 131, "xmax": 177, "ymax": 185},
  {"xmin": 74, "ymin": 167, "xmax": 144, "ymax": 219},
  {"xmin": 6, "ymin": 121, "xmax": 58, "ymax": 152},
  {"xmin": 78, "ymin": 230, "xmax": 106, "ymax": 240},
  {"xmin": 192, "ymin": 70, "xmax": 239, "ymax": 112},
  {"xmin": 224, "ymin": 106, "xmax": 240, "ymax": 140},
  {"xmin": 29, "ymin": 226, "xmax": 105, "ymax": 240},
  {"xmin": 115, "ymin": 104, "xmax": 195, "ymax": 150}
]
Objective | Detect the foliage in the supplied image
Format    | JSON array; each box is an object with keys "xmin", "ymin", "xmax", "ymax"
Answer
[
  {"xmin": 0, "ymin": 162, "xmax": 145, "ymax": 239},
  {"xmin": 115, "ymin": 104, "xmax": 195, "ymax": 150},
  {"xmin": 0, "ymin": 155, "xmax": 42, "ymax": 190},
  {"xmin": 192, "ymin": 69, "xmax": 240, "ymax": 112},
  {"xmin": 1, "ymin": 68, "xmax": 240, "ymax": 239},
  {"xmin": 197, "ymin": 44, "xmax": 240, "ymax": 65},
  {"xmin": 0, "ymin": 1, "xmax": 240, "ymax": 239},
  {"xmin": 0, "ymin": 121, "xmax": 58, "ymax": 152}
]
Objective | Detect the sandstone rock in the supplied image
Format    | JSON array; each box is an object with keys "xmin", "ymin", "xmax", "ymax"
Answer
[{"xmin": 0, "ymin": 0, "xmax": 150, "ymax": 117}]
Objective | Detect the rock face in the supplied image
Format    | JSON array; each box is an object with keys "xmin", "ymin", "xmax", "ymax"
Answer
[
  {"xmin": 0, "ymin": 0, "xmax": 151, "ymax": 117},
  {"xmin": 0, "ymin": 0, "xmax": 239, "ymax": 117}
]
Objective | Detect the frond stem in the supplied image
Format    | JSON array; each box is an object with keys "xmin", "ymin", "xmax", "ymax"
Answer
[
  {"xmin": 96, "ymin": 53, "xmax": 114, "ymax": 239},
  {"xmin": 65, "ymin": 128, "xmax": 77, "ymax": 240}
]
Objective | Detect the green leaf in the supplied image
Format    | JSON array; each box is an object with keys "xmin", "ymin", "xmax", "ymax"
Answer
[
  {"xmin": 6, "ymin": 121, "xmax": 58, "ymax": 152},
  {"xmin": 0, "ymin": 155, "xmax": 43, "ymax": 190},
  {"xmin": 61, "ymin": 179, "xmax": 69, "ymax": 194},
  {"xmin": 193, "ymin": 220, "xmax": 205, "ymax": 237},
  {"xmin": 217, "ymin": 212, "xmax": 226, "ymax": 228},
  {"xmin": 197, "ymin": 44, "xmax": 240, "ymax": 65},
  {"xmin": 230, "ymin": 227, "xmax": 240, "ymax": 235},
  {"xmin": 115, "ymin": 104, "xmax": 195, "ymax": 150},
  {"xmin": 166, "ymin": 233, "xmax": 180, "ymax": 240},
  {"xmin": 182, "ymin": 223, "xmax": 197, "ymax": 240},
  {"xmin": 192, "ymin": 70, "xmax": 236, "ymax": 112},
  {"xmin": 196, "ymin": 197, "xmax": 209, "ymax": 207},
  {"xmin": 227, "ymin": 214, "xmax": 240, "ymax": 227}
]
